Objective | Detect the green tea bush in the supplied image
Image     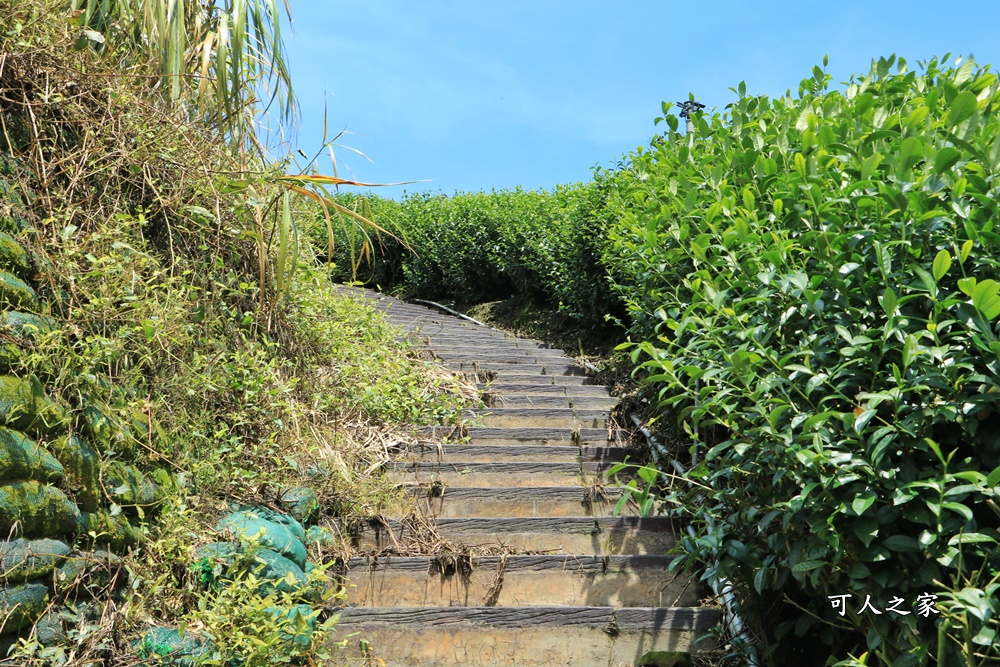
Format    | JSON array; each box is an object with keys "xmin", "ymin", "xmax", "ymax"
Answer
[
  {"xmin": 310, "ymin": 180, "xmax": 626, "ymax": 328},
  {"xmin": 608, "ymin": 55, "xmax": 1000, "ymax": 665}
]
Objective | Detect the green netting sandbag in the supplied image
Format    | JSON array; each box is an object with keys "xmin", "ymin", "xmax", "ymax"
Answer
[
  {"xmin": 0, "ymin": 311, "xmax": 56, "ymax": 375},
  {"xmin": 279, "ymin": 488, "xmax": 320, "ymax": 525},
  {"xmin": 265, "ymin": 604, "xmax": 318, "ymax": 647},
  {"xmin": 35, "ymin": 601, "xmax": 103, "ymax": 647},
  {"xmin": 46, "ymin": 434, "xmax": 99, "ymax": 512},
  {"xmin": 191, "ymin": 541, "xmax": 236, "ymax": 588},
  {"xmin": 193, "ymin": 541, "xmax": 306, "ymax": 595},
  {"xmin": 81, "ymin": 405, "xmax": 114, "ymax": 449},
  {"xmin": 0, "ymin": 581, "xmax": 48, "ymax": 633},
  {"xmin": 0, "ymin": 481, "xmax": 80, "ymax": 537},
  {"xmin": 233, "ymin": 505, "xmax": 306, "ymax": 542},
  {"xmin": 0, "ymin": 312, "xmax": 56, "ymax": 337},
  {"xmin": 251, "ymin": 548, "xmax": 306, "ymax": 595},
  {"xmin": 215, "ymin": 510, "xmax": 306, "ymax": 569},
  {"xmin": 54, "ymin": 550, "xmax": 124, "ymax": 599},
  {"xmin": 0, "ymin": 271, "xmax": 35, "ymax": 310},
  {"xmin": 0, "ymin": 537, "xmax": 70, "ymax": 583},
  {"xmin": 150, "ymin": 467, "xmax": 177, "ymax": 497},
  {"xmin": 77, "ymin": 510, "xmax": 142, "ymax": 550},
  {"xmin": 304, "ymin": 525, "xmax": 338, "ymax": 549},
  {"xmin": 0, "ymin": 376, "xmax": 67, "ymax": 438},
  {"xmin": 0, "ymin": 233, "xmax": 29, "ymax": 279},
  {"xmin": 104, "ymin": 461, "xmax": 159, "ymax": 509},
  {"xmin": 134, "ymin": 626, "xmax": 216, "ymax": 666},
  {"xmin": 53, "ymin": 552, "xmax": 87, "ymax": 594},
  {"xmin": 0, "ymin": 427, "xmax": 63, "ymax": 484}
]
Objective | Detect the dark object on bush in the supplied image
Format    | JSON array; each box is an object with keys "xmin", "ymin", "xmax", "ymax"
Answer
[{"xmin": 638, "ymin": 651, "xmax": 692, "ymax": 667}]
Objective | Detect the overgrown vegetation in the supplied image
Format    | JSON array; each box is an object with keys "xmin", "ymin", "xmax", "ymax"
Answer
[{"xmin": 0, "ymin": 2, "xmax": 473, "ymax": 664}]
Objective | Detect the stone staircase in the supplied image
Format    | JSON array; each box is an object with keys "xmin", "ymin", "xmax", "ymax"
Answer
[{"xmin": 334, "ymin": 289, "xmax": 719, "ymax": 667}]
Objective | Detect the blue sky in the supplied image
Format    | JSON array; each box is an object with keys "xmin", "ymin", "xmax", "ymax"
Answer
[{"xmin": 281, "ymin": 1, "xmax": 1000, "ymax": 198}]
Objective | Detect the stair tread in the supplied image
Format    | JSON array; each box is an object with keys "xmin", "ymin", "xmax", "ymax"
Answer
[
  {"xmin": 337, "ymin": 605, "xmax": 719, "ymax": 629},
  {"xmin": 347, "ymin": 554, "xmax": 676, "ymax": 572}
]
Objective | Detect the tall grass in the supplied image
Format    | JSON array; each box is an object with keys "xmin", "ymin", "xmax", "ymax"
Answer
[
  {"xmin": 62, "ymin": 0, "xmax": 405, "ymax": 302},
  {"xmin": 67, "ymin": 0, "xmax": 296, "ymax": 156}
]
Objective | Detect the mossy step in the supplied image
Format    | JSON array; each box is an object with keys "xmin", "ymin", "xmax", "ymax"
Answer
[
  {"xmin": 427, "ymin": 351, "xmax": 572, "ymax": 363},
  {"xmin": 464, "ymin": 407, "xmax": 610, "ymax": 429},
  {"xmin": 444, "ymin": 361, "xmax": 588, "ymax": 376},
  {"xmin": 475, "ymin": 373, "xmax": 595, "ymax": 385},
  {"xmin": 483, "ymin": 395, "xmax": 618, "ymax": 409},
  {"xmin": 401, "ymin": 334, "xmax": 521, "ymax": 346},
  {"xmin": 423, "ymin": 341, "xmax": 562, "ymax": 353}
]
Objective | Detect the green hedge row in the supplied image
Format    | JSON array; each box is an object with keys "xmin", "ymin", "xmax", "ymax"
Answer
[{"xmin": 310, "ymin": 179, "xmax": 626, "ymax": 328}]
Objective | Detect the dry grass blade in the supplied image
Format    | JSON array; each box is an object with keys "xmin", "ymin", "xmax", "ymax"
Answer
[
  {"xmin": 67, "ymin": 0, "xmax": 296, "ymax": 152},
  {"xmin": 482, "ymin": 553, "xmax": 508, "ymax": 607}
]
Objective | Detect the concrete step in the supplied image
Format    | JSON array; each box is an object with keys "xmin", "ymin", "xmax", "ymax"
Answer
[
  {"xmin": 466, "ymin": 407, "xmax": 610, "ymax": 429},
  {"xmin": 425, "ymin": 344, "xmax": 566, "ymax": 357},
  {"xmin": 352, "ymin": 516, "xmax": 676, "ymax": 555},
  {"xmin": 477, "ymin": 372, "xmax": 595, "ymax": 385},
  {"xmin": 343, "ymin": 554, "xmax": 698, "ymax": 608},
  {"xmin": 388, "ymin": 461, "xmax": 608, "ymax": 488},
  {"xmin": 428, "ymin": 353, "xmax": 574, "ymax": 365},
  {"xmin": 411, "ymin": 486, "xmax": 633, "ymax": 518},
  {"xmin": 445, "ymin": 361, "xmax": 588, "ymax": 376},
  {"xmin": 478, "ymin": 382, "xmax": 610, "ymax": 397},
  {"xmin": 399, "ymin": 443, "xmax": 582, "ymax": 463},
  {"xmin": 483, "ymin": 394, "xmax": 618, "ymax": 409},
  {"xmin": 397, "ymin": 443, "xmax": 629, "ymax": 464},
  {"xmin": 401, "ymin": 333, "xmax": 516, "ymax": 344},
  {"xmin": 414, "ymin": 426, "xmax": 628, "ymax": 446},
  {"xmin": 334, "ymin": 606, "xmax": 720, "ymax": 667},
  {"xmin": 395, "ymin": 328, "xmax": 512, "ymax": 340}
]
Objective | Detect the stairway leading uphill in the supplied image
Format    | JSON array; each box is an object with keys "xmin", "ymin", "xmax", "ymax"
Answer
[{"xmin": 334, "ymin": 288, "xmax": 720, "ymax": 667}]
